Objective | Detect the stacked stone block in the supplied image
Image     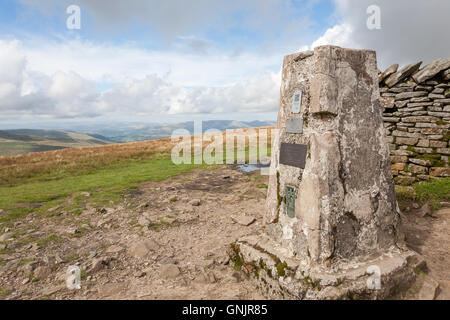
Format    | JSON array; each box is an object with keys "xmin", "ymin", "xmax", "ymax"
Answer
[{"xmin": 380, "ymin": 59, "xmax": 450, "ymax": 185}]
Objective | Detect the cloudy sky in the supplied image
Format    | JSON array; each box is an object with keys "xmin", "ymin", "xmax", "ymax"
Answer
[{"xmin": 0, "ymin": 0, "xmax": 449, "ymax": 128}]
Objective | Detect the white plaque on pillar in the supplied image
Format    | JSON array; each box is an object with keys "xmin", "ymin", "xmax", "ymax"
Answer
[{"xmin": 291, "ymin": 90, "xmax": 302, "ymax": 114}]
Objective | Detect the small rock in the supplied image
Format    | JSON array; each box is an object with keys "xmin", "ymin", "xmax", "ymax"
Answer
[
  {"xmin": 0, "ymin": 232, "xmax": 13, "ymax": 242},
  {"xmin": 127, "ymin": 239, "xmax": 160, "ymax": 259},
  {"xmin": 412, "ymin": 58, "xmax": 450, "ymax": 84},
  {"xmin": 205, "ymin": 271, "xmax": 217, "ymax": 283},
  {"xmin": 222, "ymin": 256, "xmax": 230, "ymax": 265},
  {"xmin": 54, "ymin": 254, "xmax": 64, "ymax": 263},
  {"xmin": 160, "ymin": 264, "xmax": 180, "ymax": 279},
  {"xmin": 379, "ymin": 64, "xmax": 398, "ymax": 83},
  {"xmin": 189, "ymin": 199, "xmax": 201, "ymax": 206},
  {"xmin": 22, "ymin": 278, "xmax": 30, "ymax": 285},
  {"xmin": 231, "ymin": 215, "xmax": 256, "ymax": 226},
  {"xmin": 135, "ymin": 271, "xmax": 146, "ymax": 278},
  {"xmin": 194, "ymin": 273, "xmax": 208, "ymax": 284},
  {"xmin": 66, "ymin": 227, "xmax": 81, "ymax": 235},
  {"xmin": 139, "ymin": 202, "xmax": 150, "ymax": 209},
  {"xmin": 159, "ymin": 257, "xmax": 177, "ymax": 265},
  {"xmin": 19, "ymin": 262, "xmax": 35, "ymax": 274},
  {"xmin": 137, "ymin": 216, "xmax": 150, "ymax": 227},
  {"xmin": 105, "ymin": 245, "xmax": 123, "ymax": 254},
  {"xmin": 418, "ymin": 276, "xmax": 440, "ymax": 300},
  {"xmin": 41, "ymin": 285, "xmax": 65, "ymax": 297},
  {"xmin": 89, "ymin": 258, "xmax": 108, "ymax": 273},
  {"xmin": 163, "ymin": 217, "xmax": 177, "ymax": 225},
  {"xmin": 385, "ymin": 61, "xmax": 422, "ymax": 87},
  {"xmin": 47, "ymin": 206, "xmax": 61, "ymax": 213},
  {"xmin": 419, "ymin": 203, "xmax": 431, "ymax": 217},
  {"xmin": 97, "ymin": 208, "xmax": 108, "ymax": 215},
  {"xmin": 97, "ymin": 283, "xmax": 127, "ymax": 297},
  {"xmin": 231, "ymin": 272, "xmax": 242, "ymax": 283},
  {"xmin": 34, "ymin": 266, "xmax": 52, "ymax": 279},
  {"xmin": 80, "ymin": 192, "xmax": 91, "ymax": 197},
  {"xmin": 96, "ymin": 218, "xmax": 111, "ymax": 228},
  {"xmin": 412, "ymin": 203, "xmax": 420, "ymax": 209},
  {"xmin": 440, "ymin": 201, "xmax": 450, "ymax": 208}
]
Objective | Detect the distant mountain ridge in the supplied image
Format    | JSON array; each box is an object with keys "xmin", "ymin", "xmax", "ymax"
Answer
[
  {"xmin": 0, "ymin": 130, "xmax": 112, "ymax": 156},
  {"xmin": 0, "ymin": 120, "xmax": 276, "ymax": 155},
  {"xmin": 82, "ymin": 120, "xmax": 276, "ymax": 142}
]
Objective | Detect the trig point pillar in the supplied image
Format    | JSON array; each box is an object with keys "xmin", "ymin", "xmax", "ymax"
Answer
[{"xmin": 230, "ymin": 46, "xmax": 423, "ymax": 299}]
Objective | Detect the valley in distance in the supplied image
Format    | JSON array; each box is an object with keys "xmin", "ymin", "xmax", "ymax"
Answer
[{"xmin": 0, "ymin": 120, "xmax": 276, "ymax": 156}]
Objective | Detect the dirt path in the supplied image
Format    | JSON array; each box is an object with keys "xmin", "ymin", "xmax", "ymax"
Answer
[
  {"xmin": 0, "ymin": 166, "xmax": 266, "ymax": 300},
  {"xmin": 402, "ymin": 205, "xmax": 450, "ymax": 299},
  {"xmin": 0, "ymin": 166, "xmax": 448, "ymax": 300}
]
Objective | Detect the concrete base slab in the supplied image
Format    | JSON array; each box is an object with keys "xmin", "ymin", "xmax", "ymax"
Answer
[{"xmin": 229, "ymin": 234, "xmax": 424, "ymax": 300}]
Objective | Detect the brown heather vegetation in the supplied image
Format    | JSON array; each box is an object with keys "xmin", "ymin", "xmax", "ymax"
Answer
[{"xmin": 0, "ymin": 138, "xmax": 177, "ymax": 187}]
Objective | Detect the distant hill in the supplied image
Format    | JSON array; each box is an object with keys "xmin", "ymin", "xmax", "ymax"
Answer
[
  {"xmin": 83, "ymin": 120, "xmax": 276, "ymax": 142},
  {"xmin": 0, "ymin": 120, "xmax": 276, "ymax": 155},
  {"xmin": 0, "ymin": 130, "xmax": 113, "ymax": 156}
]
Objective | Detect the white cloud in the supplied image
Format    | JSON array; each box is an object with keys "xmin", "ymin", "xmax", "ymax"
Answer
[
  {"xmin": 0, "ymin": 39, "xmax": 281, "ymax": 121},
  {"xmin": 307, "ymin": 0, "xmax": 450, "ymax": 69},
  {"xmin": 22, "ymin": 38, "xmax": 282, "ymax": 87},
  {"xmin": 6, "ymin": 0, "xmax": 449, "ymax": 123},
  {"xmin": 0, "ymin": 40, "xmax": 26, "ymax": 102},
  {"xmin": 310, "ymin": 23, "xmax": 356, "ymax": 49}
]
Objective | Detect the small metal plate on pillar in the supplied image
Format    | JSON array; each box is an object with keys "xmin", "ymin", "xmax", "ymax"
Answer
[
  {"xmin": 286, "ymin": 186, "xmax": 296, "ymax": 218},
  {"xmin": 279, "ymin": 143, "xmax": 307, "ymax": 169},
  {"xmin": 291, "ymin": 90, "xmax": 302, "ymax": 114},
  {"xmin": 286, "ymin": 118, "xmax": 303, "ymax": 134}
]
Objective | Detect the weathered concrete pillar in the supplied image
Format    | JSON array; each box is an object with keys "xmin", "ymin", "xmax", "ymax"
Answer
[{"xmin": 230, "ymin": 46, "xmax": 423, "ymax": 300}]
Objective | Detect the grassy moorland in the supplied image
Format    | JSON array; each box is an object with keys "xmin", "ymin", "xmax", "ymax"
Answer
[
  {"xmin": 0, "ymin": 126, "xmax": 447, "ymax": 224},
  {"xmin": 0, "ymin": 128, "xmax": 273, "ymax": 223}
]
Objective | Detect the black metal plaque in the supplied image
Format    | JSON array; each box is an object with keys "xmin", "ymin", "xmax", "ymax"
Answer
[{"xmin": 279, "ymin": 143, "xmax": 307, "ymax": 169}]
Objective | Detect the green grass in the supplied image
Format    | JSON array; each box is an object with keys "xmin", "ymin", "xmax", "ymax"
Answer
[
  {"xmin": 0, "ymin": 154, "xmax": 207, "ymax": 222},
  {"xmin": 415, "ymin": 178, "xmax": 450, "ymax": 202},
  {"xmin": 0, "ymin": 288, "xmax": 9, "ymax": 297},
  {"xmin": 396, "ymin": 178, "xmax": 450, "ymax": 210},
  {"xmin": 0, "ymin": 144, "xmax": 272, "ymax": 223},
  {"xmin": 37, "ymin": 235, "xmax": 62, "ymax": 248},
  {"xmin": 18, "ymin": 258, "xmax": 34, "ymax": 266}
]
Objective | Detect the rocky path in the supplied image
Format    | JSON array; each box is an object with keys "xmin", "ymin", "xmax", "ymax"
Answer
[
  {"xmin": 0, "ymin": 166, "xmax": 267, "ymax": 300},
  {"xmin": 401, "ymin": 204, "xmax": 450, "ymax": 300},
  {"xmin": 0, "ymin": 165, "xmax": 448, "ymax": 300}
]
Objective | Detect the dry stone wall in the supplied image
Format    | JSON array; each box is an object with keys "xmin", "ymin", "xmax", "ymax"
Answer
[{"xmin": 379, "ymin": 59, "xmax": 450, "ymax": 185}]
